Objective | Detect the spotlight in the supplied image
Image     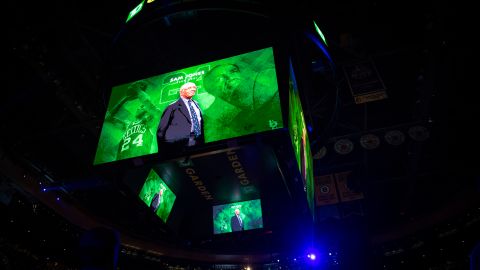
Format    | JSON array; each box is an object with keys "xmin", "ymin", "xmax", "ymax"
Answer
[{"xmin": 308, "ymin": 253, "xmax": 316, "ymax": 260}]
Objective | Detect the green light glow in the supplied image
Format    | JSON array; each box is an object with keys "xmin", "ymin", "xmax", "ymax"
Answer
[
  {"xmin": 94, "ymin": 47, "xmax": 283, "ymax": 165},
  {"xmin": 126, "ymin": 1, "xmax": 144, "ymax": 23},
  {"xmin": 313, "ymin": 21, "xmax": 328, "ymax": 46},
  {"xmin": 288, "ymin": 64, "xmax": 315, "ymax": 220},
  {"xmin": 138, "ymin": 169, "xmax": 176, "ymax": 223}
]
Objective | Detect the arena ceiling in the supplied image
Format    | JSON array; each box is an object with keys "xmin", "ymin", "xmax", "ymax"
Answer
[{"xmin": 5, "ymin": 0, "xmax": 473, "ymax": 263}]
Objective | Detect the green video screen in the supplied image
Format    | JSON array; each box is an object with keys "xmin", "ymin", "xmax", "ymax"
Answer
[
  {"xmin": 94, "ymin": 47, "xmax": 283, "ymax": 164},
  {"xmin": 212, "ymin": 199, "xmax": 263, "ymax": 234},
  {"xmin": 138, "ymin": 169, "xmax": 176, "ymax": 223},
  {"xmin": 288, "ymin": 60, "xmax": 315, "ymax": 218}
]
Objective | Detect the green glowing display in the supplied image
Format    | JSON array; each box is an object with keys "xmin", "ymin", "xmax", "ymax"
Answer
[
  {"xmin": 126, "ymin": 1, "xmax": 144, "ymax": 23},
  {"xmin": 288, "ymin": 62, "xmax": 315, "ymax": 219},
  {"xmin": 94, "ymin": 47, "xmax": 283, "ymax": 164},
  {"xmin": 138, "ymin": 169, "xmax": 176, "ymax": 223},
  {"xmin": 313, "ymin": 21, "xmax": 328, "ymax": 47},
  {"xmin": 212, "ymin": 199, "xmax": 263, "ymax": 234}
]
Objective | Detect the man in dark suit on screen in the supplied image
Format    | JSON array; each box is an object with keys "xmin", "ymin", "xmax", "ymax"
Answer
[
  {"xmin": 157, "ymin": 82, "xmax": 204, "ymax": 150},
  {"xmin": 231, "ymin": 208, "xmax": 244, "ymax": 232},
  {"xmin": 149, "ymin": 188, "xmax": 164, "ymax": 214}
]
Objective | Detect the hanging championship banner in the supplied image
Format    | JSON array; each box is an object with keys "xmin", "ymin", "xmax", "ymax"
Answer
[
  {"xmin": 315, "ymin": 174, "xmax": 339, "ymax": 206},
  {"xmin": 335, "ymin": 171, "xmax": 364, "ymax": 202},
  {"xmin": 343, "ymin": 60, "xmax": 387, "ymax": 104},
  {"xmin": 360, "ymin": 134, "xmax": 380, "ymax": 150}
]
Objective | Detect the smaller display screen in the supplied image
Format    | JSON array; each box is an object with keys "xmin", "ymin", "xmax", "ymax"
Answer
[
  {"xmin": 212, "ymin": 199, "xmax": 263, "ymax": 234},
  {"xmin": 138, "ymin": 169, "xmax": 176, "ymax": 223}
]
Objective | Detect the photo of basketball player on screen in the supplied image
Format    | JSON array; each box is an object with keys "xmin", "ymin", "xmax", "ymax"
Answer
[
  {"xmin": 94, "ymin": 80, "xmax": 161, "ymax": 164},
  {"xmin": 201, "ymin": 48, "xmax": 282, "ymax": 141}
]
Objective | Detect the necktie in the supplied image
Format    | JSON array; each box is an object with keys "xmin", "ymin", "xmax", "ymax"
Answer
[
  {"xmin": 237, "ymin": 215, "xmax": 242, "ymax": 226},
  {"xmin": 188, "ymin": 100, "xmax": 201, "ymax": 137}
]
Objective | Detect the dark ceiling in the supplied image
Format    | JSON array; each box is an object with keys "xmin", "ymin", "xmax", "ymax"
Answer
[{"xmin": 5, "ymin": 0, "xmax": 476, "ymax": 266}]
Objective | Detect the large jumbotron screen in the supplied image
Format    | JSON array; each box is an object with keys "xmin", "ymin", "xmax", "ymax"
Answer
[{"xmin": 94, "ymin": 47, "xmax": 283, "ymax": 164}]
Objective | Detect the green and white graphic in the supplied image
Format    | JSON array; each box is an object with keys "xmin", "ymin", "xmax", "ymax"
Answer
[
  {"xmin": 212, "ymin": 199, "xmax": 263, "ymax": 234},
  {"xmin": 288, "ymin": 61, "xmax": 315, "ymax": 219},
  {"xmin": 138, "ymin": 169, "xmax": 176, "ymax": 223},
  {"xmin": 94, "ymin": 47, "xmax": 283, "ymax": 164}
]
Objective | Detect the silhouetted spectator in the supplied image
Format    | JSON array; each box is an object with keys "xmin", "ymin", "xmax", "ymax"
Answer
[
  {"xmin": 78, "ymin": 227, "xmax": 120, "ymax": 270},
  {"xmin": 471, "ymin": 241, "xmax": 480, "ymax": 270}
]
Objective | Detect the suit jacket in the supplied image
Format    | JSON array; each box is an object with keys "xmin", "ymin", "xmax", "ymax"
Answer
[
  {"xmin": 157, "ymin": 98, "xmax": 204, "ymax": 146},
  {"xmin": 150, "ymin": 192, "xmax": 162, "ymax": 213},
  {"xmin": 231, "ymin": 215, "xmax": 244, "ymax": 232}
]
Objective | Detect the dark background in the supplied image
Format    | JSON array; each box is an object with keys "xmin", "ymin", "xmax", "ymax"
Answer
[{"xmin": 3, "ymin": 0, "xmax": 476, "ymax": 269}]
